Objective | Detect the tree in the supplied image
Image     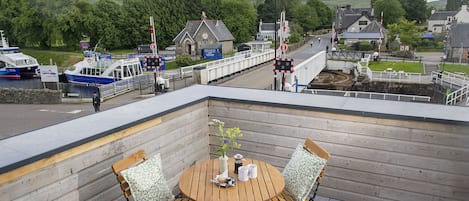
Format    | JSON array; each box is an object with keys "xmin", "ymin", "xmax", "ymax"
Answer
[
  {"xmin": 387, "ymin": 19, "xmax": 419, "ymax": 50},
  {"xmin": 306, "ymin": 0, "xmax": 333, "ymax": 29},
  {"xmin": 399, "ymin": 0, "xmax": 428, "ymax": 23},
  {"xmin": 257, "ymin": 0, "xmax": 301, "ymax": 22},
  {"xmin": 220, "ymin": 0, "xmax": 257, "ymax": 43},
  {"xmin": 291, "ymin": 3, "xmax": 319, "ymax": 32},
  {"xmin": 374, "ymin": 0, "xmax": 405, "ymax": 27},
  {"xmin": 447, "ymin": 0, "xmax": 469, "ymax": 10},
  {"xmin": 87, "ymin": 0, "xmax": 126, "ymax": 49}
]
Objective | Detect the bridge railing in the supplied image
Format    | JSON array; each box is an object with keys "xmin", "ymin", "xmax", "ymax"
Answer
[
  {"xmin": 287, "ymin": 51, "xmax": 327, "ymax": 89},
  {"xmin": 204, "ymin": 50, "xmax": 274, "ymax": 84},
  {"xmin": 179, "ymin": 50, "xmax": 253, "ymax": 78}
]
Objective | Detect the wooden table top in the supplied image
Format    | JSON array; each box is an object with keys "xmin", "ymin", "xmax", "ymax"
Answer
[{"xmin": 179, "ymin": 157, "xmax": 285, "ymax": 201}]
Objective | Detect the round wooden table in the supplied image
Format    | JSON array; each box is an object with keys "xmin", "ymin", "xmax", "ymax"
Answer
[{"xmin": 179, "ymin": 158, "xmax": 285, "ymax": 201}]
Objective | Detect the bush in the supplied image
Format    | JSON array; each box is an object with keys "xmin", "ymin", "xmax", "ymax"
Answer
[
  {"xmin": 288, "ymin": 32, "xmax": 302, "ymax": 44},
  {"xmin": 175, "ymin": 54, "xmax": 195, "ymax": 67},
  {"xmin": 358, "ymin": 41, "xmax": 373, "ymax": 51}
]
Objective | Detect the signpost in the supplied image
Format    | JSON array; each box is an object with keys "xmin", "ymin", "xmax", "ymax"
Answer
[
  {"xmin": 40, "ymin": 65, "xmax": 59, "ymax": 90},
  {"xmin": 273, "ymin": 10, "xmax": 293, "ymax": 91}
]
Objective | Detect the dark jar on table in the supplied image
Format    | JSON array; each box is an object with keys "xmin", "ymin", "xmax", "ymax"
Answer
[{"xmin": 233, "ymin": 154, "xmax": 243, "ymax": 174}]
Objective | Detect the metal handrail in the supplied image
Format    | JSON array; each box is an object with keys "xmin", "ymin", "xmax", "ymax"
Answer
[{"xmin": 304, "ymin": 89, "xmax": 431, "ymax": 102}]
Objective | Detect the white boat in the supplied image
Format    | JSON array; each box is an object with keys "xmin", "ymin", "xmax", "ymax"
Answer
[
  {"xmin": 64, "ymin": 51, "xmax": 144, "ymax": 85},
  {"xmin": 0, "ymin": 30, "xmax": 39, "ymax": 79}
]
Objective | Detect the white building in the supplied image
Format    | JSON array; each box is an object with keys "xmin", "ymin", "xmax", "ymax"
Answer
[
  {"xmin": 256, "ymin": 19, "xmax": 290, "ymax": 41},
  {"xmin": 427, "ymin": 5, "xmax": 469, "ymax": 33}
]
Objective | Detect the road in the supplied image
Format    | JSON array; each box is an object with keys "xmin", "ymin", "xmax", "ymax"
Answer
[
  {"xmin": 219, "ymin": 35, "xmax": 330, "ymax": 89},
  {"xmin": 0, "ymin": 36, "xmax": 331, "ymax": 139}
]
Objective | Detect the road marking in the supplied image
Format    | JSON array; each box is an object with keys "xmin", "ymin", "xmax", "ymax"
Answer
[
  {"xmin": 67, "ymin": 110, "xmax": 82, "ymax": 114},
  {"xmin": 38, "ymin": 109, "xmax": 83, "ymax": 114}
]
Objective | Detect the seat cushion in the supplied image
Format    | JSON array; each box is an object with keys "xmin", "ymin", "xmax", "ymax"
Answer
[
  {"xmin": 282, "ymin": 144, "xmax": 327, "ymax": 201},
  {"xmin": 121, "ymin": 153, "xmax": 174, "ymax": 201}
]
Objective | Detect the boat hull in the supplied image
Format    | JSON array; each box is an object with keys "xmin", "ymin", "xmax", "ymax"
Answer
[
  {"xmin": 64, "ymin": 73, "xmax": 117, "ymax": 85},
  {"xmin": 0, "ymin": 66, "xmax": 38, "ymax": 79}
]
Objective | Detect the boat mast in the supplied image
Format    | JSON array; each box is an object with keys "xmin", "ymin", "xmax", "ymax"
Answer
[{"xmin": 0, "ymin": 30, "xmax": 9, "ymax": 48}]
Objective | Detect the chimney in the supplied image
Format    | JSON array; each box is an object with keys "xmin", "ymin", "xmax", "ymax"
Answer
[
  {"xmin": 431, "ymin": 9, "xmax": 435, "ymax": 15},
  {"xmin": 462, "ymin": 5, "xmax": 467, "ymax": 10}
]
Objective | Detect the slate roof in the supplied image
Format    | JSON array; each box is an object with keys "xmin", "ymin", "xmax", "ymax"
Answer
[
  {"xmin": 342, "ymin": 32, "xmax": 382, "ymax": 39},
  {"xmin": 173, "ymin": 20, "xmax": 234, "ymax": 42},
  {"xmin": 335, "ymin": 6, "xmax": 374, "ymax": 30},
  {"xmin": 341, "ymin": 14, "xmax": 363, "ymax": 29},
  {"xmin": 429, "ymin": 11, "xmax": 457, "ymax": 20},
  {"xmin": 361, "ymin": 20, "xmax": 384, "ymax": 33},
  {"xmin": 449, "ymin": 23, "xmax": 469, "ymax": 48},
  {"xmin": 261, "ymin": 23, "xmax": 276, "ymax": 31}
]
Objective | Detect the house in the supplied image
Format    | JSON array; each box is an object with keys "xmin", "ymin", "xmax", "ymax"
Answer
[
  {"xmin": 341, "ymin": 20, "xmax": 386, "ymax": 46},
  {"xmin": 334, "ymin": 5, "xmax": 374, "ymax": 35},
  {"xmin": 173, "ymin": 13, "xmax": 234, "ymax": 56},
  {"xmin": 446, "ymin": 23, "xmax": 469, "ymax": 61},
  {"xmin": 256, "ymin": 19, "xmax": 290, "ymax": 41},
  {"xmin": 427, "ymin": 5, "xmax": 469, "ymax": 33}
]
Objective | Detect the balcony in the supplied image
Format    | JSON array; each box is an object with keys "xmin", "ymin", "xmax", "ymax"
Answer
[{"xmin": 1, "ymin": 85, "xmax": 468, "ymax": 201}]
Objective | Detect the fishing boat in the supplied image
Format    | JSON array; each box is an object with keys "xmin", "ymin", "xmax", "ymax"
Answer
[
  {"xmin": 0, "ymin": 30, "xmax": 39, "ymax": 79},
  {"xmin": 64, "ymin": 51, "xmax": 144, "ymax": 85}
]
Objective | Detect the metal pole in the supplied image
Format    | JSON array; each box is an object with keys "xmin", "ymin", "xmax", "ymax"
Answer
[{"xmin": 273, "ymin": 0, "xmax": 277, "ymax": 91}]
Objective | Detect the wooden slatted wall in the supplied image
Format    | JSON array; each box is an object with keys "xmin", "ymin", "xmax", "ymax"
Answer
[
  {"xmin": 208, "ymin": 100, "xmax": 469, "ymax": 201},
  {"xmin": 0, "ymin": 102, "xmax": 209, "ymax": 201}
]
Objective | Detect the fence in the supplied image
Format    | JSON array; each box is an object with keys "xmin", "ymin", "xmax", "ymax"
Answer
[
  {"xmin": 98, "ymin": 74, "xmax": 153, "ymax": 100},
  {"xmin": 445, "ymin": 84, "xmax": 469, "ymax": 105},
  {"xmin": 303, "ymin": 88, "xmax": 431, "ymax": 102},
  {"xmin": 431, "ymin": 71, "xmax": 469, "ymax": 89},
  {"xmin": 370, "ymin": 71, "xmax": 431, "ymax": 83}
]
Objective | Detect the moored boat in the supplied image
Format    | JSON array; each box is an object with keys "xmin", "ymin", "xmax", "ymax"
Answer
[
  {"xmin": 64, "ymin": 51, "xmax": 144, "ymax": 85},
  {"xmin": 0, "ymin": 30, "xmax": 39, "ymax": 79}
]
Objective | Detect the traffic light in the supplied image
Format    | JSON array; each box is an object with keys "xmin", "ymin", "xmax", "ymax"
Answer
[
  {"xmin": 145, "ymin": 56, "xmax": 160, "ymax": 68},
  {"xmin": 274, "ymin": 58, "xmax": 294, "ymax": 72}
]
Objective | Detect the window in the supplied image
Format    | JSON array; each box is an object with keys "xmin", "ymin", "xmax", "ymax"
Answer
[{"xmin": 359, "ymin": 21, "xmax": 368, "ymax": 25}]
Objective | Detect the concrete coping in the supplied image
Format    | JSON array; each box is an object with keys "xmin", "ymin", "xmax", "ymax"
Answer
[{"xmin": 1, "ymin": 85, "xmax": 468, "ymax": 174}]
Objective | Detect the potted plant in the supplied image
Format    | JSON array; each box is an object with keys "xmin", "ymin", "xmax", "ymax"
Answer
[{"xmin": 209, "ymin": 119, "xmax": 243, "ymax": 178}]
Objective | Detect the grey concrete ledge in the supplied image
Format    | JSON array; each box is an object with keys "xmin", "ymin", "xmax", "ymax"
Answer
[{"xmin": 1, "ymin": 85, "xmax": 468, "ymax": 174}]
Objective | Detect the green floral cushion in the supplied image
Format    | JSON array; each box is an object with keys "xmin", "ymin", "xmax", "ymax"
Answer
[
  {"xmin": 282, "ymin": 144, "xmax": 327, "ymax": 201},
  {"xmin": 121, "ymin": 153, "xmax": 174, "ymax": 201}
]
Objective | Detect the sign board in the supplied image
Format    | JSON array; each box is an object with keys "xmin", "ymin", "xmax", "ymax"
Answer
[
  {"xmin": 273, "ymin": 58, "xmax": 294, "ymax": 73},
  {"xmin": 40, "ymin": 65, "xmax": 59, "ymax": 82},
  {"xmin": 203, "ymin": 45, "xmax": 223, "ymax": 60},
  {"xmin": 280, "ymin": 44, "xmax": 288, "ymax": 51}
]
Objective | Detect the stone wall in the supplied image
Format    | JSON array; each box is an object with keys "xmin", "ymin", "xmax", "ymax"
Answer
[{"xmin": 0, "ymin": 88, "xmax": 61, "ymax": 104}]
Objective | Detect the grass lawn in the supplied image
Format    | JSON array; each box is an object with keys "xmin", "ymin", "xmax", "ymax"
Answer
[
  {"xmin": 22, "ymin": 49, "xmax": 83, "ymax": 72},
  {"xmin": 369, "ymin": 61, "xmax": 424, "ymax": 73},
  {"xmin": 441, "ymin": 64, "xmax": 469, "ymax": 76}
]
